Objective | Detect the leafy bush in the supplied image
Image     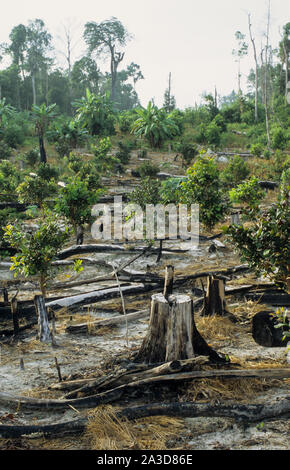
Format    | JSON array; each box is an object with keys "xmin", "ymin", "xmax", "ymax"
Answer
[
  {"xmin": 229, "ymin": 176, "xmax": 266, "ymax": 211},
  {"xmin": 3, "ymin": 123, "xmax": 25, "ymax": 148},
  {"xmin": 226, "ymin": 188, "xmax": 290, "ymax": 288},
  {"xmin": 0, "ymin": 141, "xmax": 12, "ymax": 160},
  {"xmin": 115, "ymin": 140, "xmax": 132, "ymax": 165},
  {"xmin": 129, "ymin": 177, "xmax": 161, "ymax": 210},
  {"xmin": 250, "ymin": 143, "xmax": 264, "ymax": 157},
  {"xmin": 138, "ymin": 162, "xmax": 160, "ymax": 178},
  {"xmin": 176, "ymin": 142, "xmax": 198, "ymax": 167},
  {"xmin": 55, "ymin": 177, "xmax": 102, "ymax": 234},
  {"xmin": 17, "ymin": 174, "xmax": 58, "ymax": 209},
  {"xmin": 24, "ymin": 148, "xmax": 40, "ymax": 168},
  {"xmin": 271, "ymin": 127, "xmax": 287, "ymax": 150},
  {"xmin": 160, "ymin": 177, "xmax": 186, "ymax": 204},
  {"xmin": 221, "ymin": 155, "xmax": 250, "ymax": 187},
  {"xmin": 180, "ymin": 155, "xmax": 229, "ymax": 230},
  {"xmin": 4, "ymin": 211, "xmax": 72, "ymax": 295},
  {"xmin": 205, "ymin": 121, "xmax": 221, "ymax": 146}
]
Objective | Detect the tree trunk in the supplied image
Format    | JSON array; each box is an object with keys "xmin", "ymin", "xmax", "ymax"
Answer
[
  {"xmin": 248, "ymin": 13, "xmax": 259, "ymax": 122},
  {"xmin": 135, "ymin": 293, "xmax": 226, "ymax": 364},
  {"xmin": 34, "ymin": 295, "xmax": 52, "ymax": 342},
  {"xmin": 201, "ymin": 275, "xmax": 227, "ymax": 316},
  {"xmin": 32, "ymin": 73, "xmax": 36, "ymax": 106},
  {"xmin": 39, "ymin": 134, "xmax": 47, "ymax": 164}
]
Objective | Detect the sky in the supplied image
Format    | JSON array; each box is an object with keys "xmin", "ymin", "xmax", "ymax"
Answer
[{"xmin": 0, "ymin": 0, "xmax": 289, "ymax": 108}]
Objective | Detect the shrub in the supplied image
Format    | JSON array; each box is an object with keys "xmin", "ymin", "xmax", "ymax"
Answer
[
  {"xmin": 226, "ymin": 188, "xmax": 290, "ymax": 288},
  {"xmin": 205, "ymin": 121, "xmax": 221, "ymax": 146},
  {"xmin": 180, "ymin": 155, "xmax": 229, "ymax": 230},
  {"xmin": 221, "ymin": 155, "xmax": 250, "ymax": 187},
  {"xmin": 0, "ymin": 141, "xmax": 12, "ymax": 160},
  {"xmin": 229, "ymin": 176, "xmax": 266, "ymax": 211},
  {"xmin": 138, "ymin": 162, "xmax": 160, "ymax": 178},
  {"xmin": 4, "ymin": 211, "xmax": 72, "ymax": 296},
  {"xmin": 271, "ymin": 127, "xmax": 287, "ymax": 150},
  {"xmin": 160, "ymin": 177, "xmax": 186, "ymax": 204},
  {"xmin": 176, "ymin": 142, "xmax": 198, "ymax": 167},
  {"xmin": 129, "ymin": 176, "xmax": 161, "ymax": 210},
  {"xmin": 24, "ymin": 148, "xmax": 40, "ymax": 168},
  {"xmin": 250, "ymin": 143, "xmax": 264, "ymax": 157}
]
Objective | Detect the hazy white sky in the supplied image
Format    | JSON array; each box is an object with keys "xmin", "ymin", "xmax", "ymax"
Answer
[{"xmin": 1, "ymin": 0, "xmax": 289, "ymax": 108}]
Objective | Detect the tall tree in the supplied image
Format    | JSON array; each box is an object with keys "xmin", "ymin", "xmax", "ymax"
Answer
[
  {"xmin": 25, "ymin": 19, "xmax": 52, "ymax": 106},
  {"xmin": 163, "ymin": 72, "xmax": 176, "ymax": 113},
  {"xmin": 248, "ymin": 13, "xmax": 259, "ymax": 121},
  {"xmin": 83, "ymin": 17, "xmax": 131, "ymax": 102},
  {"xmin": 279, "ymin": 22, "xmax": 290, "ymax": 104}
]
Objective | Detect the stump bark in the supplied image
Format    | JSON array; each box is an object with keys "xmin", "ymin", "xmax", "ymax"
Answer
[
  {"xmin": 135, "ymin": 293, "xmax": 226, "ymax": 364},
  {"xmin": 201, "ymin": 275, "xmax": 228, "ymax": 316}
]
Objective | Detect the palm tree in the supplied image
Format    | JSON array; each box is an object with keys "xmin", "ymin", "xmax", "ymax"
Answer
[
  {"xmin": 31, "ymin": 103, "xmax": 56, "ymax": 164},
  {"xmin": 131, "ymin": 101, "xmax": 179, "ymax": 148}
]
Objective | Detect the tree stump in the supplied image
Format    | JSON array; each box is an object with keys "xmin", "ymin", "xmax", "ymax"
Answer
[
  {"xmin": 135, "ymin": 293, "xmax": 226, "ymax": 364},
  {"xmin": 201, "ymin": 275, "xmax": 227, "ymax": 316},
  {"xmin": 252, "ymin": 311, "xmax": 289, "ymax": 347},
  {"xmin": 34, "ymin": 295, "xmax": 52, "ymax": 342}
]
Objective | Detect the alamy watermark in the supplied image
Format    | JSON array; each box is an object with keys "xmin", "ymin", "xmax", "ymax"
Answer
[{"xmin": 91, "ymin": 196, "xmax": 200, "ymax": 247}]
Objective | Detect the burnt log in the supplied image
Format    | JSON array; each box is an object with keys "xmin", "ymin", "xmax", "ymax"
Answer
[{"xmin": 252, "ymin": 311, "xmax": 289, "ymax": 347}]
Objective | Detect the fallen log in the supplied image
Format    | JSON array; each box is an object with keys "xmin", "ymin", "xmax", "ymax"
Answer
[
  {"xmin": 45, "ymin": 284, "xmax": 156, "ymax": 312},
  {"xmin": 66, "ymin": 308, "xmax": 149, "ymax": 334},
  {"xmin": 245, "ymin": 291, "xmax": 290, "ymax": 306},
  {"xmin": 57, "ymin": 244, "xmax": 189, "ymax": 260},
  {"xmin": 1, "ymin": 398, "xmax": 289, "ymax": 438},
  {"xmin": 63, "ymin": 356, "xmax": 208, "ymax": 399},
  {"xmin": 0, "ymin": 368, "xmax": 289, "ymax": 411}
]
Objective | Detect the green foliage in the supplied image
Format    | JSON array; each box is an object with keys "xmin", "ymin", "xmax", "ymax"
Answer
[
  {"xmin": 36, "ymin": 162, "xmax": 59, "ymax": 181},
  {"xmin": 92, "ymin": 137, "xmax": 120, "ymax": 174},
  {"xmin": 250, "ymin": 143, "xmax": 264, "ymax": 157},
  {"xmin": 48, "ymin": 119, "xmax": 88, "ymax": 157},
  {"xmin": 74, "ymin": 89, "xmax": 116, "ymax": 136},
  {"xmin": 180, "ymin": 155, "xmax": 229, "ymax": 230},
  {"xmin": 226, "ymin": 188, "xmax": 290, "ymax": 287},
  {"xmin": 0, "ymin": 160, "xmax": 21, "ymax": 201},
  {"xmin": 17, "ymin": 174, "xmax": 58, "ymax": 208},
  {"xmin": 131, "ymin": 101, "xmax": 180, "ymax": 148},
  {"xmin": 0, "ymin": 141, "xmax": 12, "ymax": 160},
  {"xmin": 129, "ymin": 177, "xmax": 161, "ymax": 210},
  {"xmin": 24, "ymin": 148, "xmax": 40, "ymax": 167},
  {"xmin": 273, "ymin": 308, "xmax": 290, "ymax": 341},
  {"xmin": 176, "ymin": 141, "xmax": 198, "ymax": 167},
  {"xmin": 66, "ymin": 153, "xmax": 101, "ymax": 190},
  {"xmin": 205, "ymin": 121, "xmax": 221, "ymax": 146},
  {"xmin": 229, "ymin": 176, "xmax": 266, "ymax": 211},
  {"xmin": 138, "ymin": 162, "xmax": 160, "ymax": 178},
  {"xmin": 3, "ymin": 211, "xmax": 71, "ymax": 293},
  {"xmin": 160, "ymin": 177, "xmax": 186, "ymax": 204},
  {"xmin": 54, "ymin": 177, "xmax": 101, "ymax": 229},
  {"xmin": 115, "ymin": 140, "xmax": 133, "ymax": 165},
  {"xmin": 221, "ymin": 155, "xmax": 250, "ymax": 187},
  {"xmin": 271, "ymin": 127, "xmax": 288, "ymax": 150}
]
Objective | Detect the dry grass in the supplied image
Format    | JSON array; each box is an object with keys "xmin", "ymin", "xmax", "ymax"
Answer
[
  {"xmin": 195, "ymin": 313, "xmax": 239, "ymax": 343},
  {"xmin": 86, "ymin": 405, "xmax": 185, "ymax": 450},
  {"xmin": 181, "ymin": 376, "xmax": 284, "ymax": 403}
]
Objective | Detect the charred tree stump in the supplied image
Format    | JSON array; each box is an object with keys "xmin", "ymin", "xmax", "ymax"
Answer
[
  {"xmin": 252, "ymin": 311, "xmax": 289, "ymax": 347},
  {"xmin": 76, "ymin": 225, "xmax": 84, "ymax": 246},
  {"xmin": 201, "ymin": 275, "xmax": 228, "ymax": 317},
  {"xmin": 135, "ymin": 293, "xmax": 226, "ymax": 364},
  {"xmin": 3, "ymin": 288, "xmax": 8, "ymax": 302},
  {"xmin": 34, "ymin": 295, "xmax": 52, "ymax": 342},
  {"xmin": 11, "ymin": 296, "xmax": 19, "ymax": 337}
]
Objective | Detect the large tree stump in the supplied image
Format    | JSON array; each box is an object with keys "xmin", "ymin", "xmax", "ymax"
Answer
[
  {"xmin": 135, "ymin": 293, "xmax": 226, "ymax": 364},
  {"xmin": 201, "ymin": 275, "xmax": 227, "ymax": 316}
]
